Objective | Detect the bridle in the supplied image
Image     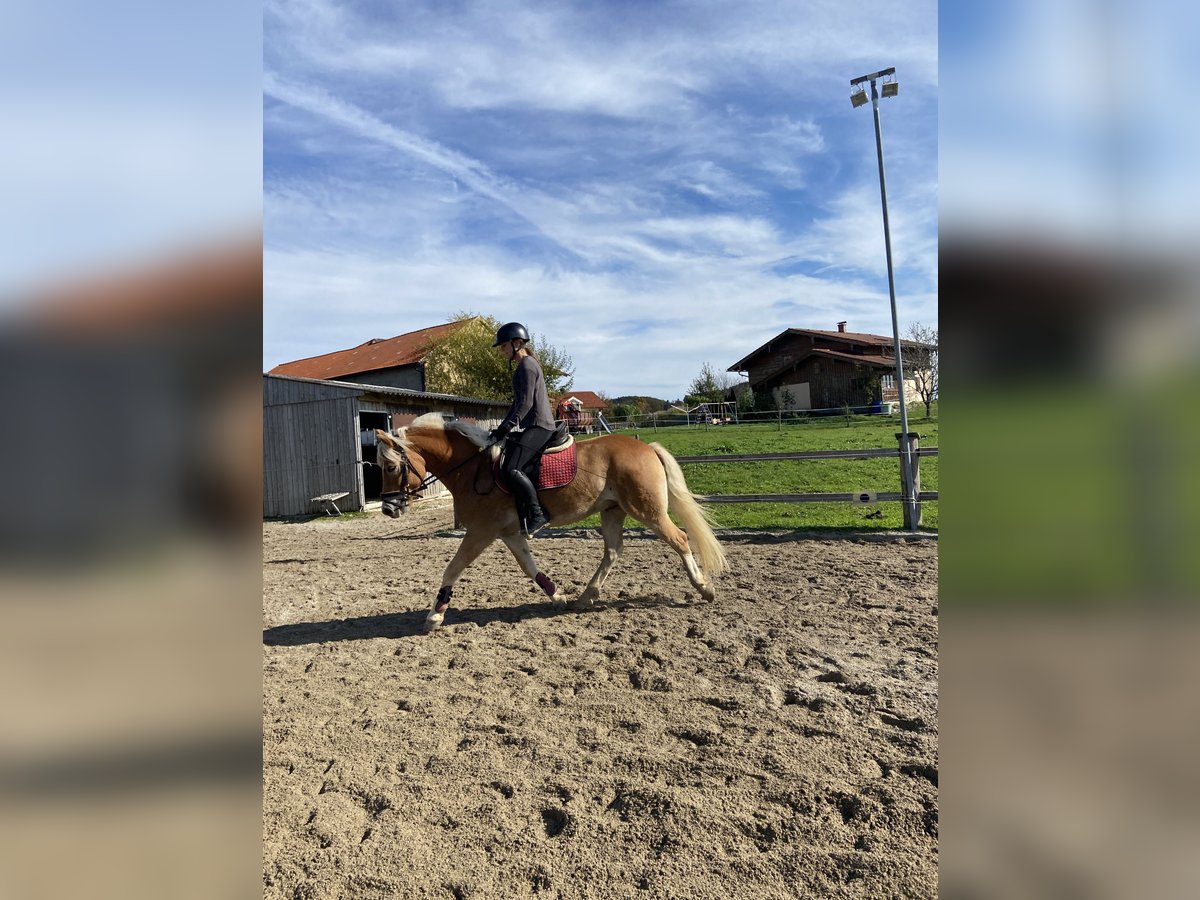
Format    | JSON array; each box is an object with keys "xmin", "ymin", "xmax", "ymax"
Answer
[
  {"xmin": 379, "ymin": 427, "xmax": 500, "ymax": 516},
  {"xmin": 380, "ymin": 442, "xmax": 437, "ymax": 516}
]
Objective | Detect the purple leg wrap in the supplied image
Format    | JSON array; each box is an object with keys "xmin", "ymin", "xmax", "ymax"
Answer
[
  {"xmin": 435, "ymin": 585, "xmax": 452, "ymax": 614},
  {"xmin": 535, "ymin": 572, "xmax": 556, "ymax": 597}
]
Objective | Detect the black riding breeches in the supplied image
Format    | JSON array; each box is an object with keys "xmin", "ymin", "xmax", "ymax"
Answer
[{"xmin": 500, "ymin": 426, "xmax": 554, "ymax": 486}]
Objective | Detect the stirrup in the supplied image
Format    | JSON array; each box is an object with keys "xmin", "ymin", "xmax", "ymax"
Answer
[{"xmin": 522, "ymin": 509, "xmax": 550, "ymax": 537}]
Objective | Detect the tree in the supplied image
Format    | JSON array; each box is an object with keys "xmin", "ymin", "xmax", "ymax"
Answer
[
  {"xmin": 685, "ymin": 362, "xmax": 737, "ymax": 406},
  {"xmin": 853, "ymin": 364, "xmax": 882, "ymax": 407},
  {"xmin": 903, "ymin": 322, "xmax": 938, "ymax": 418},
  {"xmin": 753, "ymin": 387, "xmax": 780, "ymax": 413},
  {"xmin": 422, "ymin": 313, "xmax": 575, "ymax": 401},
  {"xmin": 610, "ymin": 403, "xmax": 636, "ymax": 420}
]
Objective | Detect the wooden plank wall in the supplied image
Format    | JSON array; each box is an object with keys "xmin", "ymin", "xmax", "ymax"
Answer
[
  {"xmin": 264, "ymin": 376, "xmax": 361, "ymax": 406},
  {"xmin": 264, "ymin": 378, "xmax": 363, "ymax": 517}
]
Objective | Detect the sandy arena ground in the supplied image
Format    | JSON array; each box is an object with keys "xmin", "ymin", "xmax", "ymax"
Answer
[{"xmin": 263, "ymin": 501, "xmax": 938, "ymax": 899}]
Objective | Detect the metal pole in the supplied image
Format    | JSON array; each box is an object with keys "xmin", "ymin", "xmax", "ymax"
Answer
[{"xmin": 867, "ymin": 75, "xmax": 918, "ymax": 531}]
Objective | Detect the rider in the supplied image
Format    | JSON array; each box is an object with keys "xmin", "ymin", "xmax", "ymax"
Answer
[{"xmin": 488, "ymin": 322, "xmax": 557, "ymax": 536}]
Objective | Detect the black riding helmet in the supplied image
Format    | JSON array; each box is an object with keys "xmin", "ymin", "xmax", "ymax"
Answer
[{"xmin": 492, "ymin": 321, "xmax": 530, "ymax": 347}]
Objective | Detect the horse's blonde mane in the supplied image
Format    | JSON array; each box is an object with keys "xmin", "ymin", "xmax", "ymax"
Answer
[
  {"xmin": 403, "ymin": 414, "xmax": 497, "ymax": 457},
  {"xmin": 408, "ymin": 413, "xmax": 446, "ymax": 431}
]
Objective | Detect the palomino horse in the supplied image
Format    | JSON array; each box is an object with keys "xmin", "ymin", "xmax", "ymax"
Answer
[{"xmin": 376, "ymin": 414, "xmax": 726, "ymax": 630}]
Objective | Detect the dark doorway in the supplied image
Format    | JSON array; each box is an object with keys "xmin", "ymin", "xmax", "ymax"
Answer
[{"xmin": 359, "ymin": 411, "xmax": 391, "ymax": 500}]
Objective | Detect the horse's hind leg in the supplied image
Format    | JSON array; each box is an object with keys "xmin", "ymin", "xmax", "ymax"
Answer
[
  {"xmin": 427, "ymin": 530, "xmax": 492, "ymax": 630},
  {"xmin": 500, "ymin": 534, "xmax": 560, "ymax": 604},
  {"xmin": 649, "ymin": 515, "xmax": 714, "ymax": 601},
  {"xmin": 578, "ymin": 505, "xmax": 626, "ymax": 606},
  {"xmin": 624, "ymin": 496, "xmax": 714, "ymax": 602}
]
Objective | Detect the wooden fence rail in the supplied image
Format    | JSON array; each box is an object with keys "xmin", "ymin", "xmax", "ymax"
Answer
[
  {"xmin": 675, "ymin": 441, "xmax": 938, "ymax": 528},
  {"xmin": 675, "ymin": 448, "xmax": 939, "ymax": 463},
  {"xmin": 697, "ymin": 491, "xmax": 940, "ymax": 504}
]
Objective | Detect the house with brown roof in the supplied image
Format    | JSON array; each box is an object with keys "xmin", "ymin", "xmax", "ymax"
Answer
[
  {"xmin": 553, "ymin": 391, "xmax": 610, "ymax": 433},
  {"xmin": 554, "ymin": 391, "xmax": 609, "ymax": 413},
  {"xmin": 727, "ymin": 322, "xmax": 924, "ymax": 412},
  {"xmin": 268, "ymin": 320, "xmax": 471, "ymax": 391}
]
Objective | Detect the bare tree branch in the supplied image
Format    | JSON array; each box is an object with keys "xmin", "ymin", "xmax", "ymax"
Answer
[{"xmin": 903, "ymin": 322, "xmax": 938, "ymax": 418}]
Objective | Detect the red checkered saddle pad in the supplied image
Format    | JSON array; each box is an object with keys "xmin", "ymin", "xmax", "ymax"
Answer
[{"xmin": 495, "ymin": 438, "xmax": 578, "ymax": 493}]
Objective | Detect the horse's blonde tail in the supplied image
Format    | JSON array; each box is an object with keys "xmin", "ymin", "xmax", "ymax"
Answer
[{"xmin": 649, "ymin": 443, "xmax": 727, "ymax": 579}]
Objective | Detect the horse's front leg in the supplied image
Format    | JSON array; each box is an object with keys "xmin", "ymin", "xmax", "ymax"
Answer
[
  {"xmin": 500, "ymin": 534, "xmax": 560, "ymax": 605},
  {"xmin": 427, "ymin": 530, "xmax": 492, "ymax": 631}
]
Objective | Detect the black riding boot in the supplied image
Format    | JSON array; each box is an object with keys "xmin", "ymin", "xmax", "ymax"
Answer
[{"xmin": 506, "ymin": 469, "xmax": 549, "ymax": 536}]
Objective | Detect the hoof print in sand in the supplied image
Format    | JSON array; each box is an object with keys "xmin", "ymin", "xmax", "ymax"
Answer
[{"xmin": 540, "ymin": 807, "xmax": 571, "ymax": 838}]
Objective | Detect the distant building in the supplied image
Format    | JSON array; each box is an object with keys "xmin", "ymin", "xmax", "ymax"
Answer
[
  {"xmin": 553, "ymin": 391, "xmax": 610, "ymax": 433},
  {"xmin": 728, "ymin": 322, "xmax": 924, "ymax": 411},
  {"xmin": 268, "ymin": 320, "xmax": 472, "ymax": 392}
]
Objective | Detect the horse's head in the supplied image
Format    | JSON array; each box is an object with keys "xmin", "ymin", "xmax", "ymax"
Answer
[
  {"xmin": 375, "ymin": 429, "xmax": 428, "ymax": 518},
  {"xmin": 376, "ymin": 416, "xmax": 493, "ymax": 517}
]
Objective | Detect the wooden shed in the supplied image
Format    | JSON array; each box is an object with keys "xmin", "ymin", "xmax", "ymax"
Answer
[{"xmin": 263, "ymin": 374, "xmax": 508, "ymax": 518}]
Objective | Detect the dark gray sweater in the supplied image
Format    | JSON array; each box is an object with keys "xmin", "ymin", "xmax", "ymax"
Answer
[{"xmin": 499, "ymin": 355, "xmax": 556, "ymax": 433}]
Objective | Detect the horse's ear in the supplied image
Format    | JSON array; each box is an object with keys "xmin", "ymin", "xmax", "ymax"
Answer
[{"xmin": 376, "ymin": 429, "xmax": 395, "ymax": 446}]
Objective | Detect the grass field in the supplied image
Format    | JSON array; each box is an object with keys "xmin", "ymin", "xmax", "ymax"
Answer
[{"xmin": 576, "ymin": 406, "xmax": 938, "ymax": 532}]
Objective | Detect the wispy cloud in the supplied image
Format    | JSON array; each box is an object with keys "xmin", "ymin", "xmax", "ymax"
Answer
[
  {"xmin": 264, "ymin": 73, "xmax": 827, "ymax": 272},
  {"xmin": 941, "ymin": 0, "xmax": 1200, "ymax": 244},
  {"xmin": 265, "ymin": 0, "xmax": 939, "ymax": 398},
  {"xmin": 264, "ymin": 74, "xmax": 554, "ymax": 237}
]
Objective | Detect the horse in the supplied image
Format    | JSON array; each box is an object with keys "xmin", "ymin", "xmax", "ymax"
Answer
[{"xmin": 375, "ymin": 413, "xmax": 726, "ymax": 631}]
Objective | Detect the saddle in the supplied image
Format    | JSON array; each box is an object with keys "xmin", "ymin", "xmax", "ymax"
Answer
[
  {"xmin": 496, "ymin": 423, "xmax": 578, "ymax": 493},
  {"xmin": 545, "ymin": 421, "xmax": 571, "ymax": 450}
]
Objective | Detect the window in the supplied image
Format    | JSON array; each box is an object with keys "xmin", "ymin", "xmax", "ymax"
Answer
[{"xmin": 882, "ymin": 374, "xmax": 895, "ymax": 390}]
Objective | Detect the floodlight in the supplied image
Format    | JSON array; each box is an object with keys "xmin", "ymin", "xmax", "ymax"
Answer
[{"xmin": 849, "ymin": 64, "xmax": 918, "ymax": 531}]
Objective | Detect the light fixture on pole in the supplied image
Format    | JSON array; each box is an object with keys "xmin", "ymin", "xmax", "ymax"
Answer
[{"xmin": 850, "ymin": 65, "xmax": 919, "ymax": 531}]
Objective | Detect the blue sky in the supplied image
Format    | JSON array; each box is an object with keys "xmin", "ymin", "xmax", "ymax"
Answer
[
  {"xmin": 1, "ymin": 1, "xmax": 260, "ymax": 296},
  {"xmin": 264, "ymin": 0, "xmax": 938, "ymax": 399},
  {"xmin": 940, "ymin": 0, "xmax": 1200, "ymax": 248}
]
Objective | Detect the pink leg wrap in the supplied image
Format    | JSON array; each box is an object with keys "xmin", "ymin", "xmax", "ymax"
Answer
[{"xmin": 535, "ymin": 572, "xmax": 556, "ymax": 597}]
